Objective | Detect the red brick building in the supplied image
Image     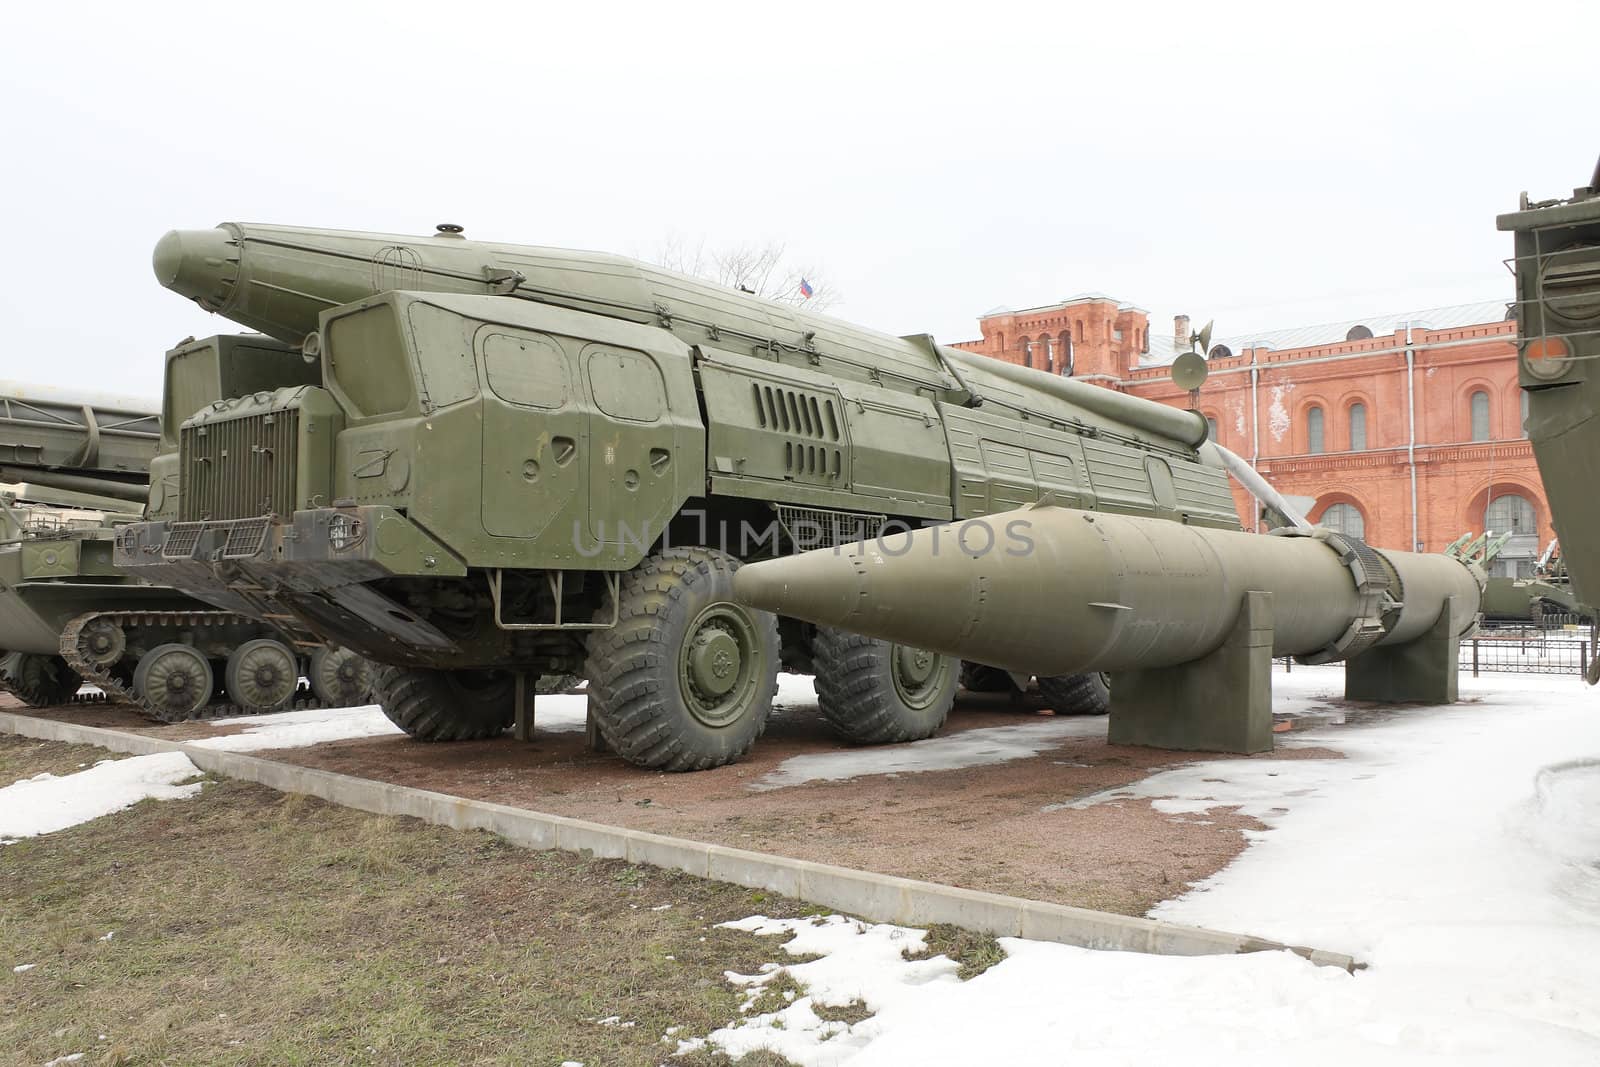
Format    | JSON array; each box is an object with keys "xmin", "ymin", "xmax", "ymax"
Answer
[{"xmin": 954, "ymin": 297, "xmax": 1550, "ymax": 577}]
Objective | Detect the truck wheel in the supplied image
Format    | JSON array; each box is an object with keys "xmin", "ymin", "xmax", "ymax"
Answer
[
  {"xmin": 813, "ymin": 628, "xmax": 959, "ymax": 744},
  {"xmin": 0, "ymin": 652, "xmax": 82, "ymax": 707},
  {"xmin": 960, "ymin": 663, "xmax": 1016, "ymax": 693},
  {"xmin": 585, "ymin": 547, "xmax": 779, "ymax": 771},
  {"xmin": 133, "ymin": 643, "xmax": 214, "ymax": 719},
  {"xmin": 1037, "ymin": 672, "xmax": 1111, "ymax": 715},
  {"xmin": 371, "ymin": 666, "xmax": 514, "ymax": 741},
  {"xmin": 224, "ymin": 639, "xmax": 300, "ymax": 713},
  {"xmin": 310, "ymin": 646, "xmax": 373, "ymax": 706}
]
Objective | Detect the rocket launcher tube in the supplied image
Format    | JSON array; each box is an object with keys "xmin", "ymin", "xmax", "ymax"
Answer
[
  {"xmin": 731, "ymin": 504, "xmax": 1482, "ymax": 678},
  {"xmin": 943, "ymin": 346, "xmax": 1211, "ymax": 449}
]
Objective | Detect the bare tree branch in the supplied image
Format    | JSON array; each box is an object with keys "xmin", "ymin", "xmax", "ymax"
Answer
[{"xmin": 649, "ymin": 236, "xmax": 841, "ymax": 311}]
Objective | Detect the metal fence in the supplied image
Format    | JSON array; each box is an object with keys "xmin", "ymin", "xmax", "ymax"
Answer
[
  {"xmin": 1461, "ymin": 633, "xmax": 1591, "ymax": 676},
  {"xmin": 1275, "ymin": 629, "xmax": 1593, "ymax": 677}
]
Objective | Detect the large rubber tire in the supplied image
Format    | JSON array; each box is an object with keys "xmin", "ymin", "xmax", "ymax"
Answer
[
  {"xmin": 960, "ymin": 662, "xmax": 1017, "ymax": 694},
  {"xmin": 812, "ymin": 628, "xmax": 959, "ymax": 745},
  {"xmin": 224, "ymin": 638, "xmax": 299, "ymax": 713},
  {"xmin": 133, "ymin": 643, "xmax": 214, "ymax": 719},
  {"xmin": 309, "ymin": 646, "xmax": 374, "ymax": 707},
  {"xmin": 0, "ymin": 652, "xmax": 82, "ymax": 707},
  {"xmin": 1037, "ymin": 672, "xmax": 1111, "ymax": 716},
  {"xmin": 585, "ymin": 547, "xmax": 779, "ymax": 772},
  {"xmin": 371, "ymin": 665, "xmax": 515, "ymax": 741}
]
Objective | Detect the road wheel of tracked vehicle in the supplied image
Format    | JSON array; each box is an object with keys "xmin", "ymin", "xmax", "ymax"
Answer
[
  {"xmin": 960, "ymin": 662, "xmax": 1016, "ymax": 694},
  {"xmin": 371, "ymin": 665, "xmax": 514, "ymax": 741},
  {"xmin": 585, "ymin": 547, "xmax": 780, "ymax": 772},
  {"xmin": 309, "ymin": 646, "xmax": 373, "ymax": 706},
  {"xmin": 812, "ymin": 628, "xmax": 959, "ymax": 745},
  {"xmin": 1037, "ymin": 672, "xmax": 1111, "ymax": 715},
  {"xmin": 77, "ymin": 618, "xmax": 127, "ymax": 669},
  {"xmin": 0, "ymin": 652, "xmax": 82, "ymax": 707},
  {"xmin": 132, "ymin": 643, "xmax": 214, "ymax": 719},
  {"xmin": 224, "ymin": 639, "xmax": 300, "ymax": 714}
]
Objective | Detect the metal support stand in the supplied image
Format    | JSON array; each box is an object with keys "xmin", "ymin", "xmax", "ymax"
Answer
[
  {"xmin": 584, "ymin": 691, "xmax": 608, "ymax": 754},
  {"xmin": 1108, "ymin": 590, "xmax": 1275, "ymax": 754},
  {"xmin": 513, "ymin": 671, "xmax": 534, "ymax": 741},
  {"xmin": 1345, "ymin": 595, "xmax": 1460, "ymax": 704}
]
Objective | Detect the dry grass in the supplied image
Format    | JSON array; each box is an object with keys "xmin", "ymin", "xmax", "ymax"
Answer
[
  {"xmin": 0, "ymin": 746, "xmax": 838, "ymax": 1066},
  {"xmin": 915, "ymin": 923, "xmax": 1008, "ymax": 980},
  {"xmin": 0, "ymin": 733, "xmax": 127, "ymax": 783}
]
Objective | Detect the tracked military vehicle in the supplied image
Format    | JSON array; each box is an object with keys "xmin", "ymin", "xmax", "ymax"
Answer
[
  {"xmin": 0, "ymin": 346, "xmax": 372, "ymax": 718},
  {"xmin": 0, "ymin": 383, "xmax": 166, "ymax": 705},
  {"xmin": 118, "ymin": 223, "xmax": 1242, "ymax": 767}
]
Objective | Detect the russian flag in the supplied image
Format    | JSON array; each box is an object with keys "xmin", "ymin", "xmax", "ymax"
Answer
[{"xmin": 798, "ymin": 277, "xmax": 814, "ymax": 299}]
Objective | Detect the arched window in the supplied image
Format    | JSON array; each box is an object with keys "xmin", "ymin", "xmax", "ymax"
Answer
[
  {"xmin": 1470, "ymin": 390, "xmax": 1490, "ymax": 441},
  {"xmin": 1307, "ymin": 405, "xmax": 1325, "ymax": 454},
  {"xmin": 1206, "ymin": 415, "xmax": 1219, "ymax": 442},
  {"xmin": 1521, "ymin": 391, "xmax": 1530, "ymax": 438},
  {"xmin": 1485, "ymin": 493, "xmax": 1536, "ymax": 535},
  {"xmin": 1321, "ymin": 502, "xmax": 1365, "ymax": 539},
  {"xmin": 1022, "ymin": 341, "xmax": 1033, "ymax": 368},
  {"xmin": 1075, "ymin": 319, "xmax": 1084, "ymax": 343},
  {"xmin": 1348, "ymin": 402, "xmax": 1367, "ymax": 451},
  {"xmin": 1057, "ymin": 331, "xmax": 1073, "ymax": 376}
]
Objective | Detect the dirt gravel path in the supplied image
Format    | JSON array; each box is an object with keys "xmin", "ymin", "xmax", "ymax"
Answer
[{"xmin": 4, "ymin": 684, "xmax": 1345, "ymax": 917}]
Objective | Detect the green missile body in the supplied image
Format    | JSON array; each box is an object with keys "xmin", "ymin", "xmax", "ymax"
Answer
[{"xmin": 732, "ymin": 503, "xmax": 1484, "ymax": 677}]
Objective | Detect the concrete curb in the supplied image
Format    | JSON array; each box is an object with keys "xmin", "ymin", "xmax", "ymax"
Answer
[{"xmin": 1, "ymin": 711, "xmax": 1357, "ymax": 971}]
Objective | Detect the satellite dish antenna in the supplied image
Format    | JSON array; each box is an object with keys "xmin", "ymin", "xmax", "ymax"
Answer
[{"xmin": 1172, "ymin": 351, "xmax": 1209, "ymax": 391}]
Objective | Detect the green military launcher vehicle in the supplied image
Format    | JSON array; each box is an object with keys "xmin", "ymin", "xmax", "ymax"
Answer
[
  {"xmin": 1500, "ymin": 158, "xmax": 1600, "ymax": 680},
  {"xmin": 0, "ymin": 382, "xmax": 168, "ymax": 705},
  {"xmin": 0, "ymin": 346, "xmax": 372, "ymax": 719},
  {"xmin": 117, "ymin": 222, "xmax": 1244, "ymax": 768}
]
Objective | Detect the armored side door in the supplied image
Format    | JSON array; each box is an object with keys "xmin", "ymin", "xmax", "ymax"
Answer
[
  {"xmin": 584, "ymin": 343, "xmax": 685, "ymax": 547},
  {"xmin": 478, "ymin": 326, "xmax": 591, "ymax": 546}
]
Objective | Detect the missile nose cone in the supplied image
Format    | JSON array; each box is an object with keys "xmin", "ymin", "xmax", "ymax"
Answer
[
  {"xmin": 733, "ymin": 550, "xmax": 865, "ymax": 623},
  {"xmin": 152, "ymin": 227, "xmax": 236, "ymax": 307}
]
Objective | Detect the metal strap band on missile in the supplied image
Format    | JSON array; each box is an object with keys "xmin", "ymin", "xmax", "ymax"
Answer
[
  {"xmin": 1272, "ymin": 528, "xmax": 1396, "ymax": 666},
  {"xmin": 0, "ymin": 710, "xmax": 1357, "ymax": 971}
]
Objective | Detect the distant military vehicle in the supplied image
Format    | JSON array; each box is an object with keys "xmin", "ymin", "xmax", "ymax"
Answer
[
  {"xmin": 1479, "ymin": 540, "xmax": 1590, "ymax": 623},
  {"xmin": 117, "ymin": 223, "xmax": 1248, "ymax": 768},
  {"xmin": 0, "ymin": 383, "xmax": 166, "ymax": 705},
  {"xmin": 1499, "ymin": 158, "xmax": 1600, "ymax": 681},
  {"xmin": 0, "ymin": 347, "xmax": 371, "ymax": 718}
]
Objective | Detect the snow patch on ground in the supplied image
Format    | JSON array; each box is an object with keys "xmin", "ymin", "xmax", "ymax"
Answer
[
  {"xmin": 689, "ymin": 669, "xmax": 1600, "ymax": 1063},
  {"xmin": 0, "ymin": 752, "xmax": 202, "ymax": 838},
  {"xmin": 677, "ymin": 915, "xmax": 958, "ymax": 1065},
  {"xmin": 751, "ymin": 719, "xmax": 1105, "ymax": 792},
  {"xmin": 194, "ymin": 705, "xmax": 403, "ymax": 751},
  {"xmin": 200, "ymin": 692, "xmax": 595, "ymax": 750}
]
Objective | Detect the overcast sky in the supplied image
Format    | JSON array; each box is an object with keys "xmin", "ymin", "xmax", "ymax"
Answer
[{"xmin": 2, "ymin": 0, "xmax": 1595, "ymax": 403}]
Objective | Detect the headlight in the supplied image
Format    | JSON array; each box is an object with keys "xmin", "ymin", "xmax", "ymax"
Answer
[{"xmin": 328, "ymin": 513, "xmax": 364, "ymax": 551}]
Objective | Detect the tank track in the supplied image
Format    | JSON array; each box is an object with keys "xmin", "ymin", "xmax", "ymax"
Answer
[{"xmin": 59, "ymin": 609, "xmax": 327, "ymax": 724}]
